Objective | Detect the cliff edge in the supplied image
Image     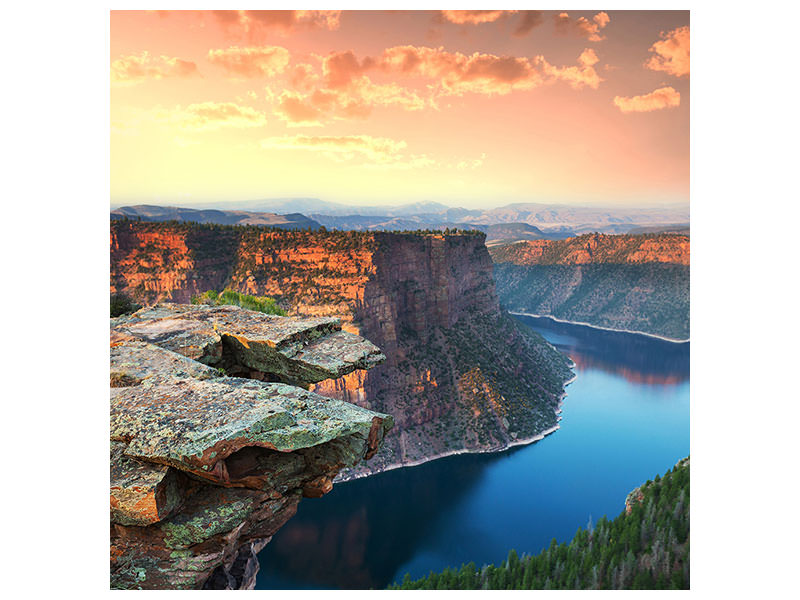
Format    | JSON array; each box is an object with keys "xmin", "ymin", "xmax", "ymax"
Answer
[{"xmin": 110, "ymin": 304, "xmax": 392, "ymax": 589}]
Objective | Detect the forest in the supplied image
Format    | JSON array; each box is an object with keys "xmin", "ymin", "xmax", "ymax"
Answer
[{"xmin": 389, "ymin": 458, "xmax": 689, "ymax": 590}]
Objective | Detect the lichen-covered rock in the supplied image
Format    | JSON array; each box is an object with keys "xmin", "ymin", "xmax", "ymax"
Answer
[
  {"xmin": 111, "ymin": 378, "xmax": 392, "ymax": 483},
  {"xmin": 109, "ymin": 304, "xmax": 391, "ymax": 589},
  {"xmin": 112, "ymin": 303, "xmax": 385, "ymax": 384}
]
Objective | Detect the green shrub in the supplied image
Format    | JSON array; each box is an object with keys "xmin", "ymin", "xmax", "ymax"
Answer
[
  {"xmin": 110, "ymin": 293, "xmax": 141, "ymax": 317},
  {"xmin": 194, "ymin": 288, "xmax": 287, "ymax": 316}
]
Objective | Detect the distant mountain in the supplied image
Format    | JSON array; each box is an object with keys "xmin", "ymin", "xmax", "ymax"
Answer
[
  {"xmin": 110, "ymin": 205, "xmax": 320, "ymax": 229},
  {"xmin": 627, "ymin": 223, "xmax": 690, "ymax": 235},
  {"xmin": 114, "ymin": 199, "xmax": 688, "ymax": 236},
  {"xmin": 459, "ymin": 202, "xmax": 689, "ymax": 234}
]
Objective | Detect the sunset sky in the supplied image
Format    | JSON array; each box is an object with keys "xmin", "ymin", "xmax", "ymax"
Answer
[{"xmin": 110, "ymin": 9, "xmax": 689, "ymax": 209}]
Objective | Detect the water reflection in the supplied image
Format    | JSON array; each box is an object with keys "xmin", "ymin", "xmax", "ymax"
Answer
[
  {"xmin": 515, "ymin": 315, "xmax": 689, "ymax": 385},
  {"xmin": 256, "ymin": 451, "xmax": 501, "ymax": 589},
  {"xmin": 256, "ymin": 316, "xmax": 689, "ymax": 590}
]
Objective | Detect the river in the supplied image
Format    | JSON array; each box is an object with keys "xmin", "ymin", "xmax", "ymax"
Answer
[{"xmin": 255, "ymin": 314, "xmax": 690, "ymax": 589}]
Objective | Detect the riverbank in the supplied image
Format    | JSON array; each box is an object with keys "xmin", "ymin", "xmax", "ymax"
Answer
[
  {"xmin": 510, "ymin": 311, "xmax": 690, "ymax": 343},
  {"xmin": 335, "ymin": 364, "xmax": 579, "ymax": 484}
]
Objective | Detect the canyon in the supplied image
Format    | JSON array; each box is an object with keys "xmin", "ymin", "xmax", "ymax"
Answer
[
  {"xmin": 111, "ymin": 221, "xmax": 573, "ymax": 480},
  {"xmin": 489, "ymin": 233, "xmax": 690, "ymax": 340},
  {"xmin": 110, "ymin": 304, "xmax": 392, "ymax": 589}
]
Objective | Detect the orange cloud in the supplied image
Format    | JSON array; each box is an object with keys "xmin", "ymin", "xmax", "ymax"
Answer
[
  {"xmin": 207, "ymin": 46, "xmax": 290, "ymax": 77},
  {"xmin": 645, "ymin": 26, "xmax": 689, "ymax": 77},
  {"xmin": 613, "ymin": 87, "xmax": 680, "ymax": 113},
  {"xmin": 554, "ymin": 12, "xmax": 611, "ymax": 42},
  {"xmin": 274, "ymin": 92, "xmax": 323, "ymax": 127},
  {"xmin": 289, "ymin": 63, "xmax": 319, "ymax": 92},
  {"xmin": 169, "ymin": 102, "xmax": 269, "ymax": 131},
  {"xmin": 380, "ymin": 46, "xmax": 602, "ymax": 95},
  {"xmin": 322, "ymin": 50, "xmax": 376, "ymax": 89},
  {"xmin": 439, "ymin": 10, "xmax": 511, "ymax": 25},
  {"xmin": 111, "ymin": 52, "xmax": 199, "ymax": 85},
  {"xmin": 538, "ymin": 49, "xmax": 602, "ymax": 90},
  {"xmin": 379, "ymin": 46, "xmax": 542, "ymax": 95}
]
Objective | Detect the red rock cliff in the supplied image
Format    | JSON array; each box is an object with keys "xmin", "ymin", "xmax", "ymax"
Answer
[{"xmin": 111, "ymin": 222, "xmax": 573, "ymax": 478}]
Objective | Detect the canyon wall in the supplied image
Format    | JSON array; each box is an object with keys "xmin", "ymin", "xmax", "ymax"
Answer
[
  {"xmin": 489, "ymin": 233, "xmax": 690, "ymax": 340},
  {"xmin": 111, "ymin": 222, "xmax": 573, "ymax": 479}
]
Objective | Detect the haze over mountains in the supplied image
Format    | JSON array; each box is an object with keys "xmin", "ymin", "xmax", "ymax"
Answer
[
  {"xmin": 111, "ymin": 199, "xmax": 688, "ymax": 240},
  {"xmin": 111, "ymin": 205, "xmax": 320, "ymax": 229}
]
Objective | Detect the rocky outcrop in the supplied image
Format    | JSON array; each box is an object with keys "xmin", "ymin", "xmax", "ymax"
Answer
[
  {"xmin": 110, "ymin": 223, "xmax": 574, "ymax": 480},
  {"xmin": 490, "ymin": 233, "xmax": 690, "ymax": 340},
  {"xmin": 110, "ymin": 304, "xmax": 392, "ymax": 589},
  {"xmin": 625, "ymin": 457, "xmax": 690, "ymax": 515}
]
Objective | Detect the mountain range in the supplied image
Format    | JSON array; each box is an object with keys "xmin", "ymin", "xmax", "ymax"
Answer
[{"xmin": 110, "ymin": 199, "xmax": 688, "ymax": 239}]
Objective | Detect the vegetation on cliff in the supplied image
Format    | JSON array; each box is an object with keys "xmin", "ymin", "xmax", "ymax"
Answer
[
  {"xmin": 191, "ymin": 289, "xmax": 287, "ymax": 315},
  {"xmin": 489, "ymin": 234, "xmax": 689, "ymax": 340},
  {"xmin": 389, "ymin": 458, "xmax": 689, "ymax": 590},
  {"xmin": 110, "ymin": 293, "xmax": 141, "ymax": 317}
]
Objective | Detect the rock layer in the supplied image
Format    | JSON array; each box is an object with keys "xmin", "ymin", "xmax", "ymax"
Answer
[{"xmin": 110, "ymin": 305, "xmax": 391, "ymax": 589}]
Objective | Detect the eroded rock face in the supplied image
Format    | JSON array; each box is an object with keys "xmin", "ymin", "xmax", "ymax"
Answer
[
  {"xmin": 110, "ymin": 225, "xmax": 574, "ymax": 481},
  {"xmin": 110, "ymin": 305, "xmax": 391, "ymax": 589}
]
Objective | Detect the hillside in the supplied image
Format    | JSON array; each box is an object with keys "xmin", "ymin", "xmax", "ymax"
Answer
[
  {"xmin": 390, "ymin": 457, "xmax": 690, "ymax": 590},
  {"xmin": 111, "ymin": 205, "xmax": 320, "ymax": 229},
  {"xmin": 110, "ymin": 221, "xmax": 573, "ymax": 480},
  {"xmin": 489, "ymin": 234, "xmax": 690, "ymax": 340}
]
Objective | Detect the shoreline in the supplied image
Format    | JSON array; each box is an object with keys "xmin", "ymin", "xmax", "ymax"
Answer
[
  {"xmin": 336, "ymin": 365, "xmax": 579, "ymax": 485},
  {"xmin": 510, "ymin": 311, "xmax": 689, "ymax": 344}
]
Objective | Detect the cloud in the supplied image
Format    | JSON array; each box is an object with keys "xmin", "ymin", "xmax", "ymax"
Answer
[
  {"xmin": 111, "ymin": 52, "xmax": 199, "ymax": 85},
  {"xmin": 514, "ymin": 11, "xmax": 545, "ymax": 36},
  {"xmin": 613, "ymin": 87, "xmax": 680, "ymax": 113},
  {"xmin": 379, "ymin": 45, "xmax": 542, "ymax": 95},
  {"xmin": 207, "ymin": 46, "xmax": 290, "ymax": 77},
  {"xmin": 554, "ymin": 11, "xmax": 611, "ymax": 42},
  {"xmin": 645, "ymin": 26, "xmax": 689, "ymax": 77},
  {"xmin": 274, "ymin": 92, "xmax": 324, "ymax": 127},
  {"xmin": 259, "ymin": 134, "xmax": 407, "ymax": 163},
  {"xmin": 439, "ymin": 10, "xmax": 511, "ymax": 25},
  {"xmin": 438, "ymin": 10, "xmax": 544, "ymax": 38},
  {"xmin": 169, "ymin": 102, "xmax": 269, "ymax": 131},
  {"xmin": 322, "ymin": 50, "xmax": 376, "ymax": 89},
  {"xmin": 258, "ymin": 134, "xmax": 450, "ymax": 170},
  {"xmin": 289, "ymin": 63, "xmax": 319, "ymax": 91},
  {"xmin": 379, "ymin": 45, "xmax": 602, "ymax": 94},
  {"xmin": 209, "ymin": 10, "xmax": 341, "ymax": 37}
]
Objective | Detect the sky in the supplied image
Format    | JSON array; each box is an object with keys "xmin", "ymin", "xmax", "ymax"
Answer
[{"xmin": 110, "ymin": 9, "xmax": 689, "ymax": 209}]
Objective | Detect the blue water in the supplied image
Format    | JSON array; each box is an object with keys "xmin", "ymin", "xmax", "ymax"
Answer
[{"xmin": 255, "ymin": 315, "xmax": 689, "ymax": 589}]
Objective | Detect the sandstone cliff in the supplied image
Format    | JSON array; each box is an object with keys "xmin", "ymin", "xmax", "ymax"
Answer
[
  {"xmin": 110, "ymin": 304, "xmax": 391, "ymax": 589},
  {"xmin": 489, "ymin": 233, "xmax": 690, "ymax": 340},
  {"xmin": 111, "ymin": 222, "xmax": 573, "ymax": 479}
]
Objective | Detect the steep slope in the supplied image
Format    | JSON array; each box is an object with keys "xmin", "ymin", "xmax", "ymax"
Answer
[
  {"xmin": 489, "ymin": 234, "xmax": 690, "ymax": 340},
  {"xmin": 111, "ymin": 222, "xmax": 573, "ymax": 479}
]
